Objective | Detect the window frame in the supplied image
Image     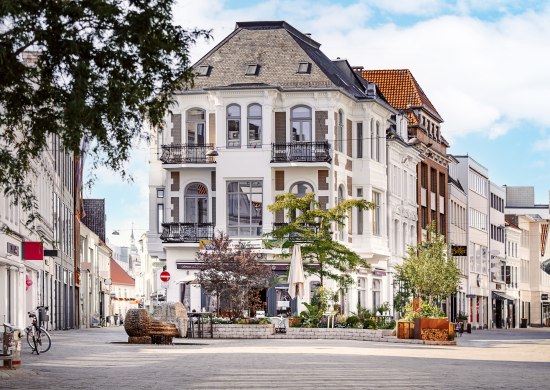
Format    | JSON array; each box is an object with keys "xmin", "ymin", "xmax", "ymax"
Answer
[
  {"xmin": 372, "ymin": 190, "xmax": 381, "ymax": 236},
  {"xmin": 227, "ymin": 104, "xmax": 241, "ymax": 148},
  {"xmin": 247, "ymin": 103, "xmax": 262, "ymax": 148},
  {"xmin": 226, "ymin": 180, "xmax": 263, "ymax": 237},
  {"xmin": 186, "ymin": 108, "xmax": 206, "ymax": 145},
  {"xmin": 290, "ymin": 105, "xmax": 312, "ymax": 142}
]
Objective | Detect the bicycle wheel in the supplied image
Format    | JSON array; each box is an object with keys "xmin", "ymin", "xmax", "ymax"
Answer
[
  {"xmin": 26, "ymin": 328, "xmax": 35, "ymax": 351},
  {"xmin": 35, "ymin": 328, "xmax": 51, "ymax": 353}
]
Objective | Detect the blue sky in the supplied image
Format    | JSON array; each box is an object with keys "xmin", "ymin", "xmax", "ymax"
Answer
[{"xmin": 88, "ymin": 0, "xmax": 550, "ymax": 246}]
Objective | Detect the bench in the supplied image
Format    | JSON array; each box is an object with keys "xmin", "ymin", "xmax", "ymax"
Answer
[{"xmin": 0, "ymin": 354, "xmax": 14, "ymax": 370}]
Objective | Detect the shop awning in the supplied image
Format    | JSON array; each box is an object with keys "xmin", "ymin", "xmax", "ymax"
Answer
[{"xmin": 492, "ymin": 291, "xmax": 516, "ymax": 301}]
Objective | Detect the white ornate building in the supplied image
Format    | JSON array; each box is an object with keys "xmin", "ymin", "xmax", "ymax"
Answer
[{"xmin": 147, "ymin": 21, "xmax": 420, "ymax": 316}]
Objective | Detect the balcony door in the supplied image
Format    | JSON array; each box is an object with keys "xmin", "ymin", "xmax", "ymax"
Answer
[
  {"xmin": 290, "ymin": 105, "xmax": 312, "ymax": 142},
  {"xmin": 186, "ymin": 108, "xmax": 206, "ymax": 145},
  {"xmin": 184, "ymin": 183, "xmax": 208, "ymax": 223}
]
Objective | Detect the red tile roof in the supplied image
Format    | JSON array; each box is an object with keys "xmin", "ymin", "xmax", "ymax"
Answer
[
  {"xmin": 110, "ymin": 259, "xmax": 135, "ymax": 286},
  {"xmin": 362, "ymin": 69, "xmax": 442, "ymax": 121}
]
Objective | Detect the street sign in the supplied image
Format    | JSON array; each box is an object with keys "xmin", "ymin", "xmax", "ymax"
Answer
[
  {"xmin": 160, "ymin": 271, "xmax": 171, "ymax": 282},
  {"xmin": 466, "ymin": 294, "xmax": 476, "ymax": 298}
]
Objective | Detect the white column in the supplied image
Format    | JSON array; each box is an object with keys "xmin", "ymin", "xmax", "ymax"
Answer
[{"xmin": 0, "ymin": 264, "xmax": 6, "ymax": 323}]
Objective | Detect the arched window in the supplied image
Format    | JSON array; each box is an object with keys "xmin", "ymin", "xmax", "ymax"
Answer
[
  {"xmin": 227, "ymin": 104, "xmax": 241, "ymax": 148},
  {"xmin": 289, "ymin": 182, "xmax": 313, "ymax": 220},
  {"xmin": 337, "ymin": 110, "xmax": 344, "ymax": 152},
  {"xmin": 186, "ymin": 108, "xmax": 206, "ymax": 145},
  {"xmin": 247, "ymin": 103, "xmax": 262, "ymax": 148},
  {"xmin": 291, "ymin": 105, "xmax": 312, "ymax": 142},
  {"xmin": 290, "ymin": 181, "xmax": 313, "ymax": 198},
  {"xmin": 184, "ymin": 182, "xmax": 208, "ymax": 223}
]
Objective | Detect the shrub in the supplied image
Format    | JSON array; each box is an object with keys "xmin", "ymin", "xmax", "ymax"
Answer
[{"xmin": 345, "ymin": 315, "xmax": 360, "ymax": 328}]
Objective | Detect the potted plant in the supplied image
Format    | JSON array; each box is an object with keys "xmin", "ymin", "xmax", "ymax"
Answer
[{"xmin": 288, "ymin": 314, "xmax": 302, "ymax": 327}]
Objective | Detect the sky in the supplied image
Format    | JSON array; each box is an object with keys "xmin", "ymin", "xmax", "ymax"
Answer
[{"xmin": 87, "ymin": 0, "xmax": 550, "ymax": 247}]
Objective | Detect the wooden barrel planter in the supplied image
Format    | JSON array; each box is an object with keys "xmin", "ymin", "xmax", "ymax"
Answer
[{"xmin": 124, "ymin": 309, "xmax": 151, "ymax": 337}]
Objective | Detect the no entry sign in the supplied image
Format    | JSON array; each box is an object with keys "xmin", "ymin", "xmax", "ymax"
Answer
[{"xmin": 160, "ymin": 271, "xmax": 171, "ymax": 282}]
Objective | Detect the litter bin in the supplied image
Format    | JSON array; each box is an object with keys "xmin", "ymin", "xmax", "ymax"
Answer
[
  {"xmin": 466, "ymin": 323, "xmax": 472, "ymax": 333},
  {"xmin": 520, "ymin": 318, "xmax": 528, "ymax": 328}
]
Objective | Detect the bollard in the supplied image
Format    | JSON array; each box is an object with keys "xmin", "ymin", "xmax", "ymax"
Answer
[
  {"xmin": 466, "ymin": 323, "xmax": 472, "ymax": 333},
  {"xmin": 12, "ymin": 329, "xmax": 22, "ymax": 368}
]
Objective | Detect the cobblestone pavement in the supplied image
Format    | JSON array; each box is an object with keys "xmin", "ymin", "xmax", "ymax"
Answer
[{"xmin": 1, "ymin": 326, "xmax": 549, "ymax": 389}]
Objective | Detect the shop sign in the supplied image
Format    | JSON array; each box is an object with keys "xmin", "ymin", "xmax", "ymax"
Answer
[
  {"xmin": 7, "ymin": 242, "xmax": 19, "ymax": 256},
  {"xmin": 541, "ymin": 293, "xmax": 549, "ymax": 301},
  {"xmin": 451, "ymin": 245, "xmax": 467, "ymax": 256},
  {"xmin": 176, "ymin": 262, "xmax": 204, "ymax": 270},
  {"xmin": 542, "ymin": 302, "xmax": 550, "ymax": 307},
  {"xmin": 23, "ymin": 242, "xmax": 43, "ymax": 260},
  {"xmin": 373, "ymin": 270, "xmax": 387, "ymax": 276},
  {"xmin": 466, "ymin": 294, "xmax": 476, "ymax": 298}
]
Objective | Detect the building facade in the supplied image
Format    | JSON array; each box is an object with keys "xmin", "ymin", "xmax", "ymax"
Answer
[
  {"xmin": 147, "ymin": 21, "xmax": 422, "ymax": 317},
  {"xmin": 451, "ymin": 155, "xmax": 490, "ymax": 329},
  {"xmin": 361, "ymin": 70, "xmax": 450, "ymax": 241},
  {"xmin": 0, "ymin": 134, "xmax": 75, "ymax": 330}
]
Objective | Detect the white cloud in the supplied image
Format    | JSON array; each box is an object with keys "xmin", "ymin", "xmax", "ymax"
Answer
[
  {"xmin": 366, "ymin": 0, "xmax": 446, "ymax": 16},
  {"xmin": 174, "ymin": 2, "xmax": 550, "ymax": 143}
]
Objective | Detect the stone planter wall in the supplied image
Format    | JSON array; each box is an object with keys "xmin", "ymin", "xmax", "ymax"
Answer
[
  {"xmin": 210, "ymin": 324, "xmax": 275, "ymax": 339},
  {"xmin": 285, "ymin": 328, "xmax": 394, "ymax": 341}
]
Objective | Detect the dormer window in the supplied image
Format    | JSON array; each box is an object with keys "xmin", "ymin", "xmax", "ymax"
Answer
[
  {"xmin": 297, "ymin": 62, "xmax": 311, "ymax": 74},
  {"xmin": 245, "ymin": 64, "xmax": 260, "ymax": 76},
  {"xmin": 197, "ymin": 65, "xmax": 211, "ymax": 76}
]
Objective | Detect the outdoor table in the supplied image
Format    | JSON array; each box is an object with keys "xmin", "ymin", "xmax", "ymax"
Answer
[
  {"xmin": 187, "ymin": 312, "xmax": 213, "ymax": 338},
  {"xmin": 323, "ymin": 312, "xmax": 336, "ymax": 328}
]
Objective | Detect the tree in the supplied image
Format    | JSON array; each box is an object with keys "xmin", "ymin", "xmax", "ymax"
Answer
[
  {"xmin": 196, "ymin": 232, "xmax": 273, "ymax": 317},
  {"xmin": 0, "ymin": 1, "xmax": 210, "ymax": 216},
  {"xmin": 394, "ymin": 223, "xmax": 460, "ymax": 303},
  {"xmin": 267, "ymin": 192, "xmax": 374, "ymax": 288}
]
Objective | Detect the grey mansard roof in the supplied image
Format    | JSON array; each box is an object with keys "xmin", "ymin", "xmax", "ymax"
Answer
[{"xmin": 188, "ymin": 21, "xmax": 390, "ymax": 106}]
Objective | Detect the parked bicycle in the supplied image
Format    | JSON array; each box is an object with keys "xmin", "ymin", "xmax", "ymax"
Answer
[{"xmin": 25, "ymin": 306, "xmax": 51, "ymax": 354}]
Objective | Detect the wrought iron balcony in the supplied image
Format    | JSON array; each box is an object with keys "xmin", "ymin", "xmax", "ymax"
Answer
[
  {"xmin": 271, "ymin": 141, "xmax": 331, "ymax": 163},
  {"xmin": 160, "ymin": 222, "xmax": 214, "ymax": 243},
  {"xmin": 160, "ymin": 143, "xmax": 216, "ymax": 164}
]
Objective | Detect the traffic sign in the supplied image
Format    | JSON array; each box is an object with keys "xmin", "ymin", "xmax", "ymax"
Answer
[{"xmin": 160, "ymin": 271, "xmax": 171, "ymax": 282}]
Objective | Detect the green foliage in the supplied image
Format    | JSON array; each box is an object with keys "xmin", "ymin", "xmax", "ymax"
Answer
[
  {"xmin": 310, "ymin": 285, "xmax": 333, "ymax": 313},
  {"xmin": 299, "ymin": 302, "xmax": 324, "ymax": 328},
  {"xmin": 395, "ymin": 222, "xmax": 460, "ymax": 303},
  {"xmin": 345, "ymin": 315, "xmax": 360, "ymax": 328},
  {"xmin": 267, "ymin": 192, "xmax": 374, "ymax": 288},
  {"xmin": 0, "ymin": 0, "xmax": 210, "ymax": 221},
  {"xmin": 402, "ymin": 300, "xmax": 446, "ymax": 322},
  {"xmin": 457, "ymin": 311, "xmax": 468, "ymax": 320},
  {"xmin": 376, "ymin": 302, "xmax": 390, "ymax": 316},
  {"xmin": 378, "ymin": 319, "xmax": 396, "ymax": 330}
]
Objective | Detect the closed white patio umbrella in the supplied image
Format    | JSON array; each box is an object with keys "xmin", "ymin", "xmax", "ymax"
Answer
[{"xmin": 288, "ymin": 244, "xmax": 305, "ymax": 300}]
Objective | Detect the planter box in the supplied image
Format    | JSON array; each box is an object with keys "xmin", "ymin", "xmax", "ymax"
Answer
[
  {"xmin": 414, "ymin": 318, "xmax": 450, "ymax": 340},
  {"xmin": 397, "ymin": 321, "xmax": 414, "ymax": 339},
  {"xmin": 288, "ymin": 318, "xmax": 302, "ymax": 327}
]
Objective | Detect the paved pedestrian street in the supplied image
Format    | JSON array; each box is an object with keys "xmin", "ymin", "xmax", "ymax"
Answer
[{"xmin": 1, "ymin": 327, "xmax": 549, "ymax": 389}]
